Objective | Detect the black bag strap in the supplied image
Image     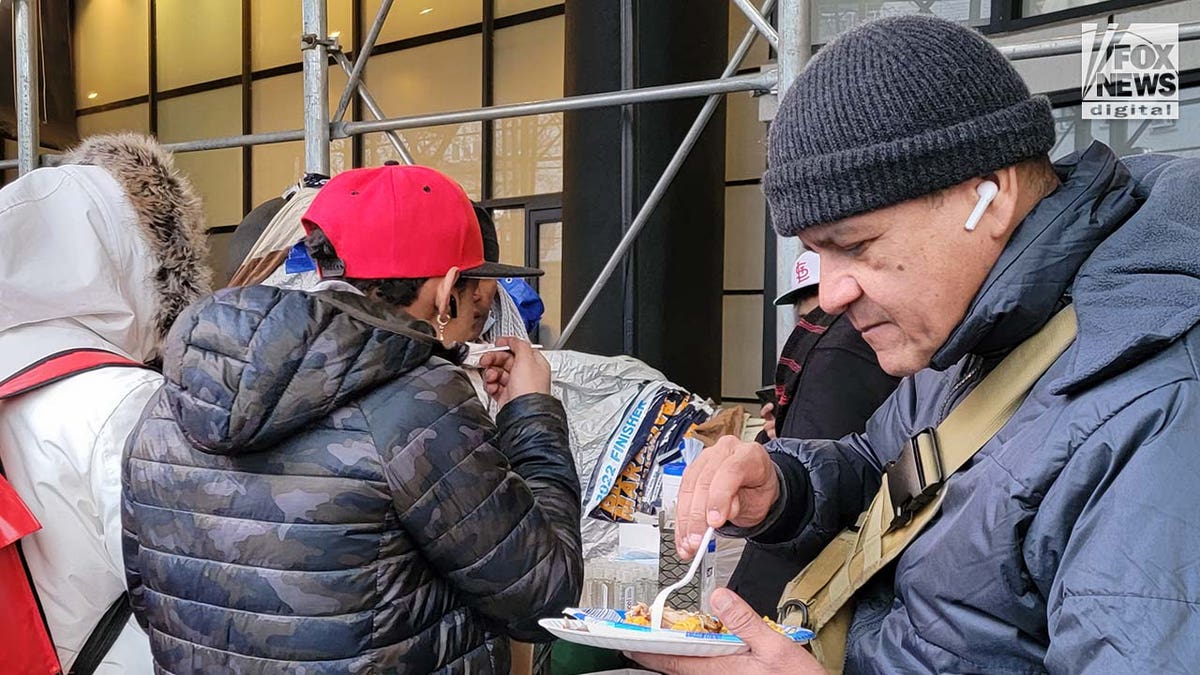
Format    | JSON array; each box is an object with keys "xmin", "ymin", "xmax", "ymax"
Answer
[{"xmin": 67, "ymin": 593, "xmax": 132, "ymax": 675}]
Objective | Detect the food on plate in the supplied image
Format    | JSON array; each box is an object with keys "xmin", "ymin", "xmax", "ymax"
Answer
[
  {"xmin": 562, "ymin": 618, "xmax": 589, "ymax": 632},
  {"xmin": 623, "ymin": 602, "xmax": 792, "ymax": 635},
  {"xmin": 625, "ymin": 603, "xmax": 723, "ymax": 632}
]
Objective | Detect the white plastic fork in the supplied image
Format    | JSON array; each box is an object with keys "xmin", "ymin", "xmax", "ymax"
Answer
[{"xmin": 650, "ymin": 526, "xmax": 716, "ymax": 630}]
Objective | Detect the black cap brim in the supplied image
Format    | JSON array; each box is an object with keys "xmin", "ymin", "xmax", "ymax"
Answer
[{"xmin": 461, "ymin": 261, "xmax": 544, "ymax": 279}]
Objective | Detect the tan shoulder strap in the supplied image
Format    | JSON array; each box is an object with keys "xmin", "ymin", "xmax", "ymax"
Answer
[{"xmin": 779, "ymin": 306, "xmax": 1077, "ymax": 636}]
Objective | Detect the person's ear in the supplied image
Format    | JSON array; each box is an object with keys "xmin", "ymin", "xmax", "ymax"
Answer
[
  {"xmin": 434, "ymin": 267, "xmax": 461, "ymax": 319},
  {"xmin": 976, "ymin": 167, "xmax": 1020, "ymax": 240}
]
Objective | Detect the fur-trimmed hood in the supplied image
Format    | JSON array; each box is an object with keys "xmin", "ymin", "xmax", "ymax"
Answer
[
  {"xmin": 63, "ymin": 133, "xmax": 211, "ymax": 337},
  {"xmin": 0, "ymin": 133, "xmax": 210, "ymax": 380}
]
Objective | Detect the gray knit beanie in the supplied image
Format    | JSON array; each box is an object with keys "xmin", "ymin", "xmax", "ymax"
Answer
[{"xmin": 763, "ymin": 15, "xmax": 1056, "ymax": 235}]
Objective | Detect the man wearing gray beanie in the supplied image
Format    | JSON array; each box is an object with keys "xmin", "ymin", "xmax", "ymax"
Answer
[{"xmin": 636, "ymin": 14, "xmax": 1200, "ymax": 675}]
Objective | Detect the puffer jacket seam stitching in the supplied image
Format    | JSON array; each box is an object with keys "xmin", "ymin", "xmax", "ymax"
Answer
[
  {"xmin": 368, "ymin": 412, "xmax": 385, "ymax": 664},
  {"xmin": 133, "ymin": 543, "xmax": 395, "ymax": 574},
  {"xmin": 127, "ymin": 487, "xmax": 388, "ymax": 526},
  {"xmin": 128, "ymin": 454, "xmax": 390, "ymax": 486},
  {"xmin": 445, "ymin": 505, "xmax": 547, "ymax": 582},
  {"xmin": 1059, "ymin": 590, "xmax": 1200, "ymax": 607},
  {"xmin": 179, "ymin": 339, "xmax": 253, "ymax": 366},
  {"xmin": 226, "ymin": 290, "xmax": 300, "ymax": 440},
  {"xmin": 390, "ymin": 397, "xmax": 484, "ymax": 507},
  {"xmin": 325, "ymin": 322, "xmax": 378, "ymax": 413},
  {"xmin": 170, "ymin": 300, "xmax": 204, "ymax": 398},
  {"xmin": 151, "ymin": 625, "xmax": 375, "ymax": 664},
  {"xmin": 141, "ymin": 585, "xmax": 373, "ymax": 620},
  {"xmin": 425, "ymin": 475, "xmax": 513, "ymax": 548}
]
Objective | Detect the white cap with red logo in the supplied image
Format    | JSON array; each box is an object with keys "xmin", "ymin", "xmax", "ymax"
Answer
[{"xmin": 773, "ymin": 250, "xmax": 821, "ymax": 306}]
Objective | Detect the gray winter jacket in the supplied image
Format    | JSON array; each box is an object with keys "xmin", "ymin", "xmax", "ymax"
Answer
[{"xmin": 754, "ymin": 142, "xmax": 1200, "ymax": 673}]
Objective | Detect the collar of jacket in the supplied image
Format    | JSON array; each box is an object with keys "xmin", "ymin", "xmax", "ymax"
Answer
[
  {"xmin": 1049, "ymin": 150, "xmax": 1200, "ymax": 394},
  {"xmin": 930, "ymin": 141, "xmax": 1140, "ymax": 372},
  {"xmin": 311, "ymin": 291, "xmax": 467, "ymax": 365}
]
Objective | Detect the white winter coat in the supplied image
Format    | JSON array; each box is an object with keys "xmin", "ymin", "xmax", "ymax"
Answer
[{"xmin": 0, "ymin": 135, "xmax": 209, "ymax": 673}]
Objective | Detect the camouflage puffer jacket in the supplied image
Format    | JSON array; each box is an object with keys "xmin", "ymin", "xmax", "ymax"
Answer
[{"xmin": 121, "ymin": 286, "xmax": 583, "ymax": 674}]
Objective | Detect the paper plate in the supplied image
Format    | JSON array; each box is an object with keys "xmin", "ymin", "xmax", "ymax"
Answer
[{"xmin": 539, "ymin": 608, "xmax": 814, "ymax": 657}]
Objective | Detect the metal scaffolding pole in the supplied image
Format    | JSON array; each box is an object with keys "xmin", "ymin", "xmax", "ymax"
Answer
[
  {"xmin": 772, "ymin": 0, "xmax": 810, "ymax": 357},
  {"xmin": 555, "ymin": 0, "xmax": 779, "ymax": 348},
  {"xmin": 1001, "ymin": 20, "xmax": 1200, "ymax": 60},
  {"xmin": 332, "ymin": 51, "xmax": 415, "ymax": 164},
  {"xmin": 162, "ymin": 128, "xmax": 309, "ymax": 154},
  {"xmin": 14, "ymin": 0, "xmax": 40, "ymax": 175},
  {"xmin": 332, "ymin": 0, "xmax": 392, "ymax": 123},
  {"xmin": 301, "ymin": 0, "xmax": 331, "ymax": 175},
  {"xmin": 732, "ymin": 0, "xmax": 780, "ymax": 49},
  {"xmin": 8, "ymin": 71, "xmax": 771, "ymax": 163},
  {"xmin": 340, "ymin": 71, "xmax": 775, "ymax": 136},
  {"xmin": 619, "ymin": 0, "xmax": 636, "ymax": 354}
]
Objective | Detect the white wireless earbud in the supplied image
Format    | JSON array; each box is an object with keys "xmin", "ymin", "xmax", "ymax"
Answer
[{"xmin": 963, "ymin": 180, "xmax": 999, "ymax": 232}]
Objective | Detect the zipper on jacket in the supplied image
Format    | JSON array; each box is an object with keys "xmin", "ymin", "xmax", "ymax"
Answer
[{"xmin": 936, "ymin": 355, "xmax": 984, "ymax": 423}]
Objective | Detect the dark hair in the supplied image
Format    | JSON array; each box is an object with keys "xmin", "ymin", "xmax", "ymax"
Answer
[{"xmin": 304, "ymin": 227, "xmax": 466, "ymax": 308}]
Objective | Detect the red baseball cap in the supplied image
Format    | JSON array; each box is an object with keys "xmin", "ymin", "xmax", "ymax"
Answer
[{"xmin": 301, "ymin": 164, "xmax": 541, "ymax": 279}]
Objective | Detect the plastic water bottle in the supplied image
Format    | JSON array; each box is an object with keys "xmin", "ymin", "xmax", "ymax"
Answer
[{"xmin": 660, "ymin": 462, "xmax": 686, "ymax": 523}]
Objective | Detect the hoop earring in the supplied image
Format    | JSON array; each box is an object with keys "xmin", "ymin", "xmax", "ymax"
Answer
[{"xmin": 436, "ymin": 313, "xmax": 450, "ymax": 341}]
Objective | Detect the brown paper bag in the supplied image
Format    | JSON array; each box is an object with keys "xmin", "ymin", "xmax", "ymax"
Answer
[{"xmin": 689, "ymin": 406, "xmax": 746, "ymax": 447}]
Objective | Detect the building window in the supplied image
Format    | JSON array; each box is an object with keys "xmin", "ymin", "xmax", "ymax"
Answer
[
  {"xmin": 812, "ymin": 0, "xmax": 992, "ymax": 45},
  {"xmin": 72, "ymin": 0, "xmax": 566, "ymax": 278},
  {"xmin": 1052, "ymin": 81, "xmax": 1200, "ymax": 159}
]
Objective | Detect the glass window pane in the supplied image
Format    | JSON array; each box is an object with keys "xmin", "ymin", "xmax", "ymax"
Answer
[
  {"xmin": 726, "ymin": 91, "xmax": 766, "ymax": 182},
  {"xmin": 1051, "ymin": 85, "xmax": 1200, "ymax": 160},
  {"xmin": 365, "ymin": 36, "xmax": 482, "ymax": 115},
  {"xmin": 156, "ymin": 0, "xmax": 242, "ymax": 90},
  {"xmin": 250, "ymin": 70, "xmax": 353, "ymax": 205},
  {"xmin": 74, "ymin": 0, "xmax": 149, "ymax": 107},
  {"xmin": 159, "ymin": 88, "xmax": 242, "ymax": 143},
  {"xmin": 497, "ymin": 0, "xmax": 560, "ymax": 18},
  {"xmin": 494, "ymin": 17, "xmax": 564, "ymax": 106},
  {"xmin": 491, "ymin": 208, "xmax": 527, "ymax": 267},
  {"xmin": 537, "ymin": 220, "xmax": 563, "ymax": 345},
  {"xmin": 1022, "ymin": 0, "xmax": 1109, "ymax": 17},
  {"xmin": 363, "ymin": 36, "xmax": 483, "ymax": 196},
  {"xmin": 362, "ymin": 125, "xmax": 482, "ymax": 199},
  {"xmin": 158, "ymin": 87, "xmax": 244, "ymax": 229},
  {"xmin": 812, "ymin": 1, "xmax": 990, "ymax": 45},
  {"xmin": 722, "ymin": 295, "xmax": 765, "ymax": 400},
  {"xmin": 251, "ymin": 69, "xmax": 351, "ymax": 132},
  {"xmin": 77, "ymin": 104, "xmax": 150, "ymax": 138},
  {"xmin": 251, "ymin": 0, "xmax": 354, "ymax": 71},
  {"xmin": 493, "ymin": 17, "xmax": 564, "ymax": 198},
  {"xmin": 493, "ymin": 114, "xmax": 563, "ymax": 198},
  {"xmin": 362, "ymin": 0, "xmax": 480, "ymax": 43},
  {"xmin": 725, "ymin": 185, "xmax": 766, "ymax": 291}
]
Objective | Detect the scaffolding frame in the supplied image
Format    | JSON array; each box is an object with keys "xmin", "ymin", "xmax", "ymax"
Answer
[{"xmin": 7, "ymin": 2, "xmax": 1200, "ymax": 355}]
